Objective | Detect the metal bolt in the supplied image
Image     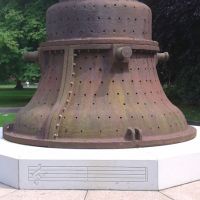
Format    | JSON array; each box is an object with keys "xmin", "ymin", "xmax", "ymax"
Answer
[
  {"xmin": 115, "ymin": 46, "xmax": 133, "ymax": 60},
  {"xmin": 59, "ymin": 114, "xmax": 63, "ymax": 119},
  {"xmin": 70, "ymin": 82, "xmax": 74, "ymax": 86},
  {"xmin": 157, "ymin": 52, "xmax": 169, "ymax": 63}
]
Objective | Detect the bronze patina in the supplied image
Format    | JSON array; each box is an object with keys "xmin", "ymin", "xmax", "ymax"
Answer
[{"xmin": 4, "ymin": 0, "xmax": 196, "ymax": 148}]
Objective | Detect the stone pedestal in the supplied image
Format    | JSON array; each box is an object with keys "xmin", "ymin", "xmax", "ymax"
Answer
[{"xmin": 0, "ymin": 127, "xmax": 199, "ymax": 190}]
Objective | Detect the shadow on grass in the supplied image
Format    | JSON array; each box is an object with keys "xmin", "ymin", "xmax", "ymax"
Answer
[{"xmin": 0, "ymin": 88, "xmax": 36, "ymax": 107}]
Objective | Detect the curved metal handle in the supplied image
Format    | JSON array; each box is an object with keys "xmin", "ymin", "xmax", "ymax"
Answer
[{"xmin": 23, "ymin": 51, "xmax": 39, "ymax": 62}]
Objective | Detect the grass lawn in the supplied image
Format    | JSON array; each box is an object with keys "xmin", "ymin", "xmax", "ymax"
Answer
[
  {"xmin": 0, "ymin": 87, "xmax": 36, "ymax": 107},
  {"xmin": 0, "ymin": 113, "xmax": 16, "ymax": 127}
]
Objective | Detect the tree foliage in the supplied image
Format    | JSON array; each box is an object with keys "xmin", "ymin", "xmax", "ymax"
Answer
[
  {"xmin": 143, "ymin": 0, "xmax": 200, "ymax": 105},
  {"xmin": 0, "ymin": 0, "xmax": 56, "ymax": 84}
]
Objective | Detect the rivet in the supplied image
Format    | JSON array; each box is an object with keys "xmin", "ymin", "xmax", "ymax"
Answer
[
  {"xmin": 59, "ymin": 115, "xmax": 63, "ymax": 119},
  {"xmin": 70, "ymin": 82, "xmax": 74, "ymax": 86}
]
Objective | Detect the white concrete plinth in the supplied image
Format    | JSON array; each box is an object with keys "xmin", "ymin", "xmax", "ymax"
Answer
[{"xmin": 0, "ymin": 127, "xmax": 199, "ymax": 191}]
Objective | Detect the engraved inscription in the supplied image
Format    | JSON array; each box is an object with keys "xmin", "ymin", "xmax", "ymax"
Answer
[{"xmin": 28, "ymin": 164, "xmax": 148, "ymax": 185}]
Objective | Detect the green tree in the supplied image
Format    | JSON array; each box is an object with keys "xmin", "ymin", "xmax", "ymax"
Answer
[
  {"xmin": 143, "ymin": 0, "xmax": 200, "ymax": 105},
  {"xmin": 0, "ymin": 0, "xmax": 56, "ymax": 88}
]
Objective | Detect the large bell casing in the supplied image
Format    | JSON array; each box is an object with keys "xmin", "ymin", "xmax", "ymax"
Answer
[{"xmin": 4, "ymin": 0, "xmax": 196, "ymax": 148}]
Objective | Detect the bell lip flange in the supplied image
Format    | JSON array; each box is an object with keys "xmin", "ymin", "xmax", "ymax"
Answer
[
  {"xmin": 40, "ymin": 38, "xmax": 159, "ymax": 51},
  {"xmin": 3, "ymin": 125, "xmax": 196, "ymax": 149}
]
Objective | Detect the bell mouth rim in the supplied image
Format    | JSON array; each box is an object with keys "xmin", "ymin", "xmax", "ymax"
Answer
[{"xmin": 3, "ymin": 125, "xmax": 196, "ymax": 149}]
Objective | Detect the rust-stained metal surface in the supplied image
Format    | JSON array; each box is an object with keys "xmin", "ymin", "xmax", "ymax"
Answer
[{"xmin": 4, "ymin": 0, "xmax": 196, "ymax": 148}]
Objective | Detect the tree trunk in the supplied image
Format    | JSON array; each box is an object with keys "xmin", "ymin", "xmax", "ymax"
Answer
[{"xmin": 15, "ymin": 80, "xmax": 23, "ymax": 90}]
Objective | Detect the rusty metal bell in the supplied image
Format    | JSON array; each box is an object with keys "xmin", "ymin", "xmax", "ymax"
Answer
[{"xmin": 4, "ymin": 0, "xmax": 196, "ymax": 148}]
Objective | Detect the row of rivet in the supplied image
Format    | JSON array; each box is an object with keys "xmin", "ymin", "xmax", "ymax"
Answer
[{"xmin": 53, "ymin": 50, "xmax": 77, "ymax": 138}]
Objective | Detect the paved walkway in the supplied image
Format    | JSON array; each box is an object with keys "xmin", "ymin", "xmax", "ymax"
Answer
[
  {"xmin": 0, "ymin": 181, "xmax": 199, "ymax": 200},
  {"xmin": 0, "ymin": 108, "xmax": 22, "ymax": 114}
]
